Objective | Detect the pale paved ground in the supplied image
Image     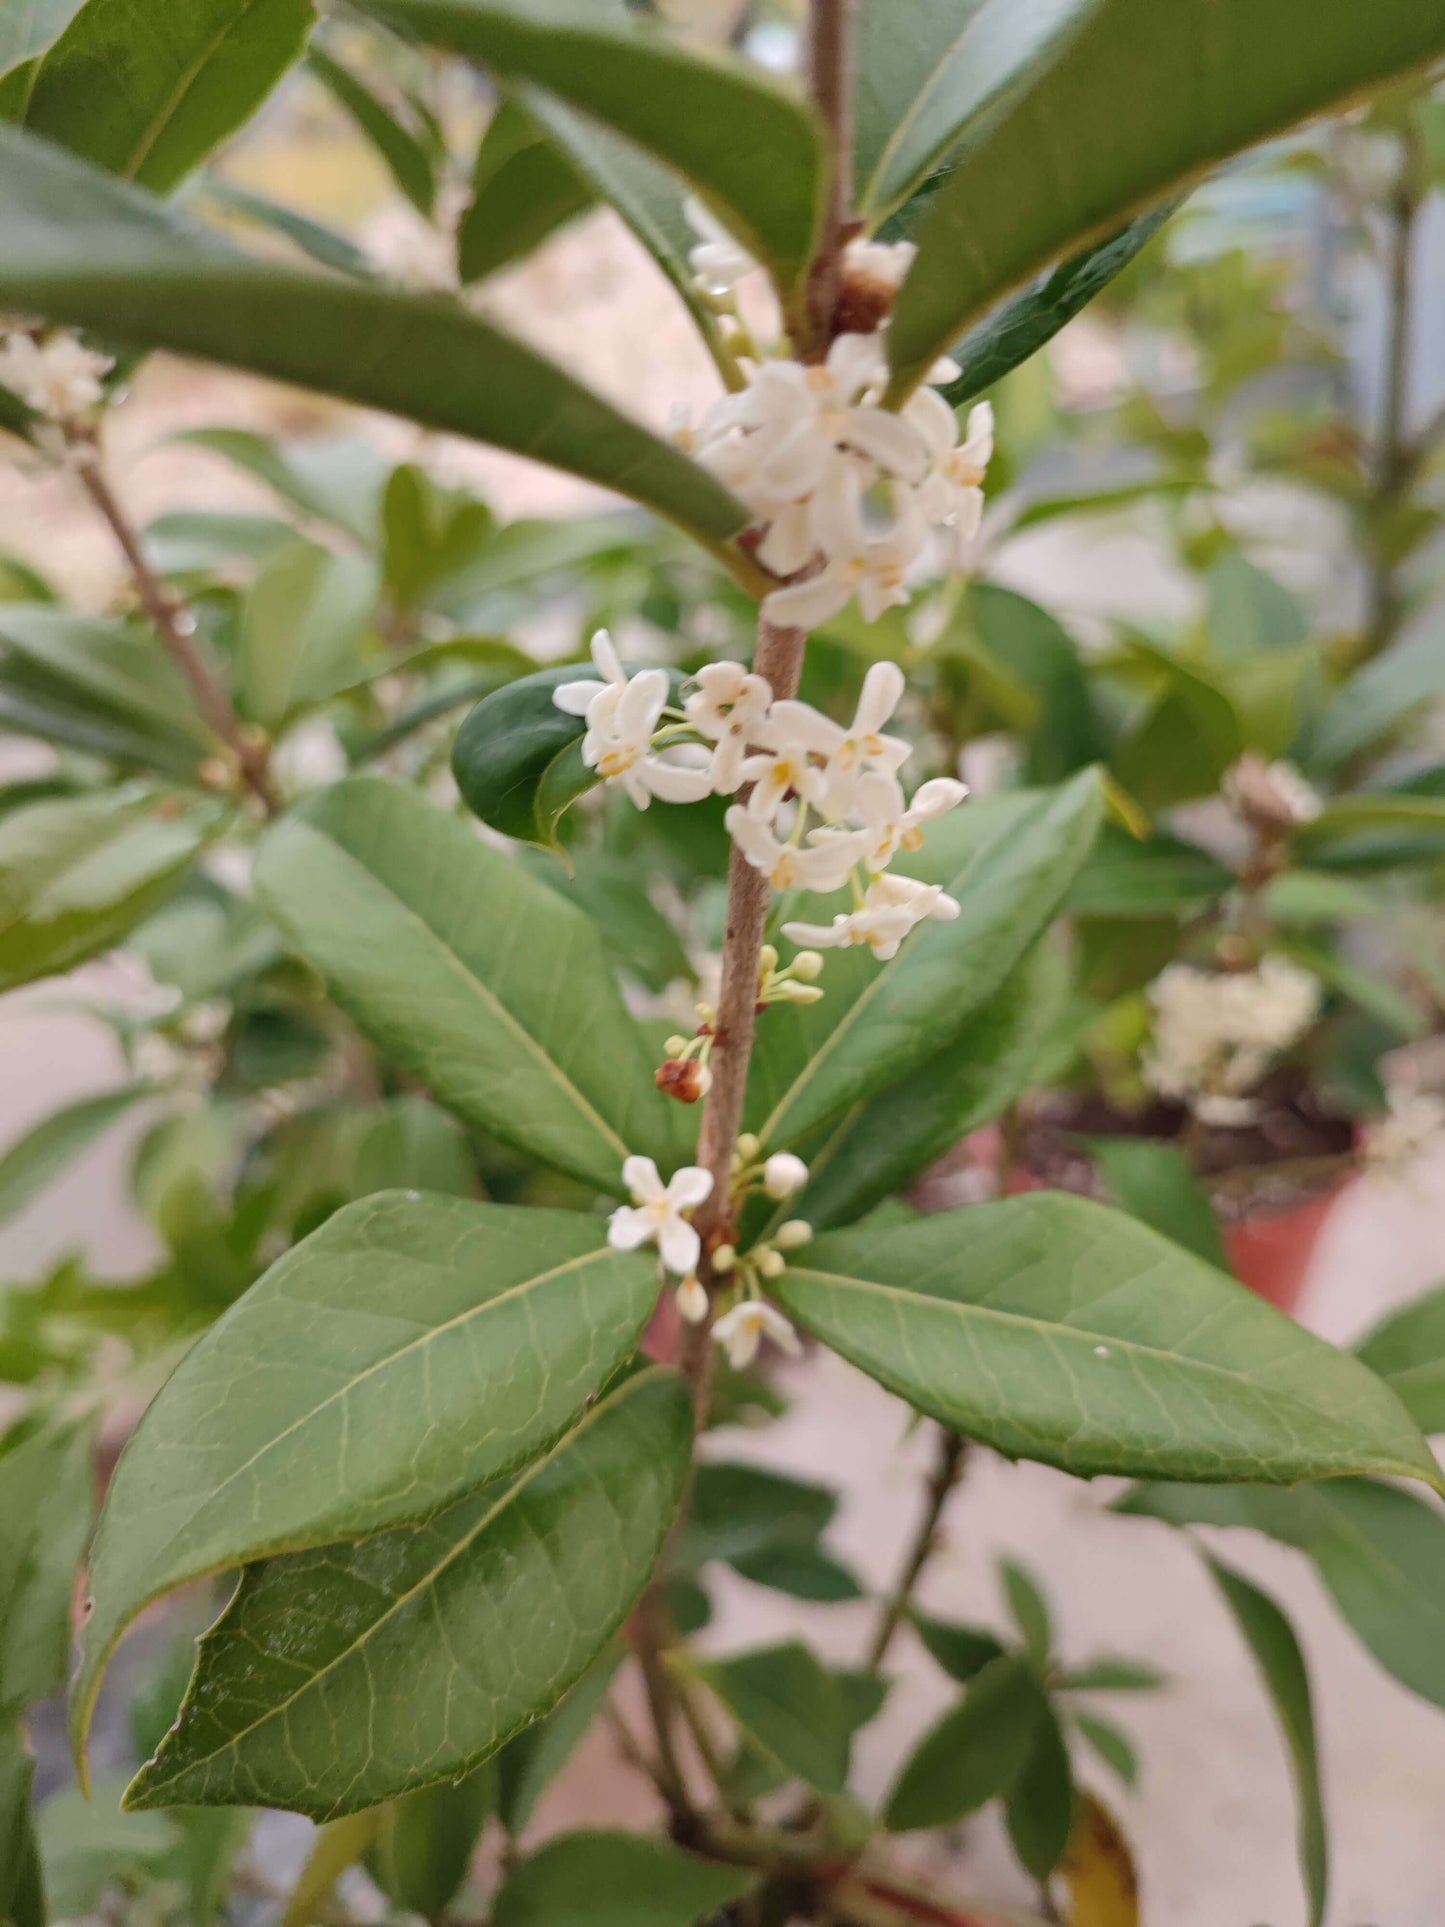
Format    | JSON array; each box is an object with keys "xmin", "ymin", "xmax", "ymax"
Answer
[{"xmin": 2, "ymin": 208, "xmax": 1444, "ymax": 1923}]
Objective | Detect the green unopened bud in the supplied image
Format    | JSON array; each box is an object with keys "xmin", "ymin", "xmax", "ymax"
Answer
[
  {"xmin": 664, "ymin": 1034, "xmax": 689, "ymax": 1056},
  {"xmin": 758, "ymin": 943, "xmax": 779, "ymax": 975},
  {"xmin": 735, "ymin": 1132, "xmax": 760, "ymax": 1163}
]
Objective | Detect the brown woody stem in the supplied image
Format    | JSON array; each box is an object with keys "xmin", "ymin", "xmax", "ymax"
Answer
[
  {"xmin": 865, "ymin": 1426, "xmax": 967, "ymax": 1671},
  {"xmin": 803, "ymin": 0, "xmax": 857, "ymax": 354}
]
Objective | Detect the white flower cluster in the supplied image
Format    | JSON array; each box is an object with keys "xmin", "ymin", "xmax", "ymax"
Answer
[
  {"xmin": 1222, "ymin": 754, "xmax": 1322, "ymax": 830},
  {"xmin": 1364, "ymin": 1087, "xmax": 1445, "ymax": 1179},
  {"xmin": 606, "ymin": 1143, "xmax": 813, "ymax": 1366},
  {"xmin": 677, "ymin": 206, "xmax": 994, "ymax": 632},
  {"xmin": 0, "ymin": 327, "xmax": 112, "ymax": 421},
  {"xmin": 556, "ymin": 634, "xmax": 968, "ymax": 963},
  {"xmin": 1143, "ymin": 957, "xmax": 1321, "ymax": 1124}
]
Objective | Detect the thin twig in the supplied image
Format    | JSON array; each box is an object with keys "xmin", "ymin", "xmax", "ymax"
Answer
[
  {"xmin": 802, "ymin": 0, "xmax": 857, "ymax": 353},
  {"xmin": 68, "ymin": 429, "xmax": 281, "ymax": 813},
  {"xmin": 630, "ymin": 1586, "xmax": 703, "ymax": 1840},
  {"xmin": 865, "ymin": 1426, "xmax": 967, "ymax": 1671}
]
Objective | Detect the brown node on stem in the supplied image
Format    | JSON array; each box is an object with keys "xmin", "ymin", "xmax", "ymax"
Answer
[{"xmin": 833, "ymin": 264, "xmax": 897, "ymax": 340}]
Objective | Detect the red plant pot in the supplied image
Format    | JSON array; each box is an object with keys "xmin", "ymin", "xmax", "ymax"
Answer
[{"xmin": 1222, "ymin": 1178, "xmax": 1352, "ymax": 1314}]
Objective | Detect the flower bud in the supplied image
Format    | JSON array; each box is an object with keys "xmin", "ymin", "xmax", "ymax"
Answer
[
  {"xmin": 676, "ymin": 1275, "xmax": 709, "ymax": 1324},
  {"xmin": 735, "ymin": 1132, "xmax": 761, "ymax": 1163},
  {"xmin": 663, "ymin": 1035, "xmax": 689, "ymax": 1057},
  {"xmin": 790, "ymin": 950, "xmax": 824, "ymax": 982},
  {"xmin": 655, "ymin": 1057, "xmax": 710, "ymax": 1103},
  {"xmin": 758, "ymin": 943, "xmax": 779, "ymax": 975},
  {"xmin": 762, "ymin": 1151, "xmax": 808, "ymax": 1199},
  {"xmin": 774, "ymin": 1219, "xmax": 813, "ymax": 1250},
  {"xmin": 756, "ymin": 1247, "xmax": 786, "ymax": 1279},
  {"xmin": 711, "ymin": 1243, "xmax": 737, "ymax": 1274},
  {"xmin": 772, "ymin": 981, "xmax": 823, "ymax": 1004}
]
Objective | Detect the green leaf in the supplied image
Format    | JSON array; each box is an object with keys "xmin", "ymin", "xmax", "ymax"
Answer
[
  {"xmin": 380, "ymin": 464, "xmax": 496, "ymax": 612},
  {"xmin": 0, "ymin": 1724, "xmax": 45, "ymax": 1927},
  {"xmin": 1208, "ymin": 1558, "xmax": 1327, "ymax": 1927},
  {"xmin": 0, "ymin": 0, "xmax": 85, "ymax": 76},
  {"xmin": 1306, "ymin": 611, "xmax": 1445, "ymax": 771},
  {"xmin": 886, "ymin": 0, "xmax": 1445, "ymax": 396},
  {"xmin": 9, "ymin": 0, "xmax": 313, "ymax": 192},
  {"xmin": 1205, "ymin": 553, "xmax": 1308, "ymax": 659},
  {"xmin": 0, "ymin": 126, "xmax": 746, "ymax": 553},
  {"xmin": 253, "ymin": 778, "xmax": 673, "ymax": 1191},
  {"xmin": 369, "ymin": 1765, "xmax": 495, "ymax": 1919},
  {"xmin": 36, "ymin": 1780, "xmax": 175, "ymax": 1916},
  {"xmin": 1110, "ymin": 644, "xmax": 1241, "ymax": 811},
  {"xmin": 794, "ymin": 940, "xmax": 1065, "ymax": 1235},
  {"xmin": 1298, "ymin": 793, "xmax": 1445, "ymax": 842},
  {"xmin": 0, "ymin": 1085, "xmax": 146, "ymax": 1225},
  {"xmin": 1067, "ymin": 825, "xmax": 1232, "ymax": 921},
  {"xmin": 493, "ymin": 1831, "xmax": 753, "ymax": 1927},
  {"xmin": 1060, "ymin": 1660, "xmax": 1165, "ymax": 1694},
  {"xmin": 729, "ymin": 1541, "xmax": 863, "ymax": 1604},
  {"xmin": 495, "ymin": 1648, "xmax": 622, "ymax": 1836},
  {"xmin": 176, "ymin": 427, "xmax": 388, "ymax": 543},
  {"xmin": 0, "ymin": 1420, "xmax": 93, "ymax": 1709},
  {"xmin": 1005, "ymin": 1689, "xmax": 1075, "ymax": 1881},
  {"xmin": 0, "ymin": 786, "xmax": 221, "ymax": 993},
  {"xmin": 969, "ymin": 584, "xmax": 1105, "ymax": 784},
  {"xmin": 201, "ymin": 177, "xmax": 374, "ymax": 278},
  {"xmin": 1088, "ymin": 1137, "xmax": 1230, "ymax": 1271},
  {"xmin": 854, "ymin": 0, "xmax": 1098, "ymax": 217},
  {"xmin": 687, "ymin": 1641, "xmax": 851, "ymax": 1796},
  {"xmin": 885, "ymin": 1655, "xmax": 1041, "ymax": 1832},
  {"xmin": 750, "ymin": 771, "xmax": 1103, "ymax": 1150},
  {"xmin": 773, "ymin": 1193, "xmax": 1444, "ymax": 1487},
  {"xmin": 236, "ymin": 538, "xmax": 378, "ymax": 727},
  {"xmin": 1074, "ymin": 1714, "xmax": 1138, "ymax": 1787},
  {"xmin": 909, "ymin": 1610, "xmax": 1007, "ymax": 1685},
  {"xmin": 350, "ymin": 0, "xmax": 824, "ymax": 303},
  {"xmin": 307, "ymin": 44, "xmax": 436, "ymax": 216},
  {"xmin": 0, "ymin": 606, "xmax": 214, "ymax": 760},
  {"xmin": 940, "ymin": 204, "xmax": 1177, "ymax": 408},
  {"xmin": 125, "ymin": 1366, "xmax": 692, "ymax": 1818},
  {"xmin": 1119, "ymin": 1478, "xmax": 1445, "ymax": 1710},
  {"xmin": 73, "ymin": 1192, "xmax": 659, "ymax": 1770},
  {"xmin": 1356, "ymin": 1286, "xmax": 1445, "ymax": 1434},
  {"xmin": 1000, "ymin": 1557, "xmax": 1053, "ymax": 1669},
  {"xmin": 458, "ymin": 96, "xmax": 594, "ymax": 284},
  {"xmin": 681, "ymin": 1460, "xmax": 836, "ymax": 1567}
]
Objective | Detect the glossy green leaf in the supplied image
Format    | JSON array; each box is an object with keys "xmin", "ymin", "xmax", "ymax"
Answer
[
  {"xmin": 910, "ymin": 1610, "xmax": 1007, "ymax": 1684},
  {"xmin": 1060, "ymin": 1659, "xmax": 1165, "ymax": 1694},
  {"xmin": 887, "ymin": 0, "xmax": 1445, "ymax": 396},
  {"xmin": 1074, "ymin": 1714, "xmax": 1138, "ymax": 1787},
  {"xmin": 176, "ymin": 428, "xmax": 388, "ymax": 543},
  {"xmin": 969, "ymin": 583, "xmax": 1105, "ymax": 785},
  {"xmin": 37, "ymin": 1782, "xmax": 175, "ymax": 1916},
  {"xmin": 493, "ymin": 1831, "xmax": 753, "ymax": 1927},
  {"xmin": 0, "ymin": 1085, "xmax": 146, "ymax": 1225},
  {"xmin": 1110, "ymin": 645, "xmax": 1242, "ymax": 810},
  {"xmin": 1119, "ymin": 1478, "xmax": 1445, "ymax": 1710},
  {"xmin": 0, "ymin": 1724, "xmax": 45, "ymax": 1927},
  {"xmin": 1307, "ymin": 612, "xmax": 1445, "ymax": 772},
  {"xmin": 201, "ymin": 177, "xmax": 374, "ymax": 278},
  {"xmin": 940, "ymin": 205, "xmax": 1177, "ymax": 408},
  {"xmin": 125, "ymin": 1367, "xmax": 692, "ymax": 1818},
  {"xmin": 1005, "ymin": 1688, "xmax": 1075, "ymax": 1881},
  {"xmin": 751, "ymin": 771, "xmax": 1103, "ymax": 1151},
  {"xmin": 0, "ymin": 1421, "xmax": 93, "ymax": 1710},
  {"xmin": 458, "ymin": 96, "xmax": 594, "ymax": 283},
  {"xmin": 681, "ymin": 1460, "xmax": 836, "ymax": 1567},
  {"xmin": 0, "ymin": 606, "xmax": 214, "ymax": 758},
  {"xmin": 307, "ymin": 44, "xmax": 436, "ymax": 216},
  {"xmin": 794, "ymin": 939, "xmax": 1064, "ymax": 1234},
  {"xmin": 855, "ymin": 0, "xmax": 1098, "ymax": 217},
  {"xmin": 1356, "ymin": 1286, "xmax": 1445, "ymax": 1434},
  {"xmin": 730, "ymin": 1541, "xmax": 863, "ymax": 1604},
  {"xmin": 1067, "ymin": 825, "xmax": 1232, "ymax": 920},
  {"xmin": 381, "ymin": 465, "xmax": 495, "ymax": 614},
  {"xmin": 0, "ymin": 786, "xmax": 221, "ymax": 993},
  {"xmin": 9, "ymin": 0, "xmax": 313, "ymax": 191},
  {"xmin": 1298, "ymin": 794, "xmax": 1445, "ymax": 842},
  {"xmin": 237, "ymin": 539, "xmax": 378, "ymax": 727},
  {"xmin": 73, "ymin": 1192, "xmax": 659, "ymax": 1769},
  {"xmin": 1089, "ymin": 1137, "xmax": 1229, "ymax": 1271},
  {"xmin": 495, "ymin": 1648, "xmax": 621, "ymax": 1836},
  {"xmin": 369, "ymin": 1765, "xmax": 495, "ymax": 1919},
  {"xmin": 774, "ymin": 1194, "xmax": 1444, "ymax": 1487},
  {"xmin": 1209, "ymin": 1558, "xmax": 1326, "ymax": 1927},
  {"xmin": 885, "ymin": 1654, "xmax": 1040, "ymax": 1832},
  {"xmin": 0, "ymin": 126, "xmax": 746, "ymax": 551},
  {"xmin": 351, "ymin": 0, "xmax": 824, "ymax": 301},
  {"xmin": 1001, "ymin": 1558, "xmax": 1053, "ymax": 1669},
  {"xmin": 253, "ymin": 778, "xmax": 673, "ymax": 1191},
  {"xmin": 1206, "ymin": 552, "xmax": 1308, "ymax": 659},
  {"xmin": 687, "ymin": 1641, "xmax": 852, "ymax": 1796}
]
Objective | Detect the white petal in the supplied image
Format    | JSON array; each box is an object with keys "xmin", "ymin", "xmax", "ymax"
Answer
[
  {"xmin": 616, "ymin": 667, "xmax": 668, "ymax": 744},
  {"xmin": 658, "ymin": 1215, "xmax": 701, "ymax": 1277},
  {"xmin": 758, "ymin": 1304, "xmax": 803, "ymax": 1355},
  {"xmin": 905, "ymin": 385, "xmax": 960, "ymax": 459},
  {"xmin": 590, "ymin": 629, "xmax": 623, "ymax": 683},
  {"xmin": 622, "ymin": 1154, "xmax": 663, "ymax": 1203},
  {"xmin": 764, "ymin": 700, "xmax": 844, "ymax": 757},
  {"xmin": 781, "ymin": 916, "xmax": 850, "ymax": 949},
  {"xmin": 855, "ymin": 661, "xmax": 905, "ymax": 735},
  {"xmin": 642, "ymin": 753, "xmax": 715, "ymax": 804},
  {"xmin": 757, "ymin": 501, "xmax": 816, "ymax": 576},
  {"xmin": 607, "ymin": 1206, "xmax": 653, "ymax": 1251},
  {"xmin": 847, "ymin": 407, "xmax": 929, "ymax": 481},
  {"xmin": 666, "ymin": 1165, "xmax": 714, "ymax": 1210},
  {"xmin": 725, "ymin": 804, "xmax": 781, "ymax": 871},
  {"xmin": 553, "ymin": 678, "xmax": 607, "ymax": 717},
  {"xmin": 910, "ymin": 777, "xmax": 968, "ymax": 820},
  {"xmin": 763, "ymin": 566, "xmax": 855, "ymax": 634}
]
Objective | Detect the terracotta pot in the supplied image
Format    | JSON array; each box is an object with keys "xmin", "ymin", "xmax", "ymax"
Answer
[{"xmin": 1222, "ymin": 1178, "xmax": 1352, "ymax": 1313}]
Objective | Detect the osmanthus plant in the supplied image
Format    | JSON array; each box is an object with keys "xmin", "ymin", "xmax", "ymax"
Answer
[{"xmin": 2, "ymin": 1, "xmax": 1445, "ymax": 1924}]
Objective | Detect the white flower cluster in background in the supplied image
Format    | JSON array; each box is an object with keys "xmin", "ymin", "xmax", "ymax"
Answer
[
  {"xmin": 0, "ymin": 327, "xmax": 112, "ymax": 422},
  {"xmin": 1222, "ymin": 754, "xmax": 1323, "ymax": 830},
  {"xmin": 1364, "ymin": 1087, "xmax": 1445, "ymax": 1180},
  {"xmin": 676, "ymin": 205, "xmax": 994, "ymax": 631},
  {"xmin": 1143, "ymin": 956, "xmax": 1321, "ymax": 1124},
  {"xmin": 556, "ymin": 634, "xmax": 968, "ymax": 964}
]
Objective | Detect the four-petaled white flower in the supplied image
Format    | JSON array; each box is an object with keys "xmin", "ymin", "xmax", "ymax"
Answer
[
  {"xmin": 685, "ymin": 661, "xmax": 773, "ymax": 794},
  {"xmin": 555, "ymin": 630, "xmax": 713, "ymax": 810},
  {"xmin": 684, "ymin": 197, "xmax": 756, "ymax": 296},
  {"xmin": 725, "ymin": 807, "xmax": 867, "ymax": 893},
  {"xmin": 909, "ymin": 397, "xmax": 994, "ymax": 566},
  {"xmin": 784, "ymin": 871, "xmax": 960, "ymax": 962},
  {"xmin": 762, "ymin": 470, "xmax": 927, "ymax": 632},
  {"xmin": 711, "ymin": 1299, "xmax": 802, "ymax": 1369},
  {"xmin": 553, "ymin": 627, "xmax": 632, "ymax": 727},
  {"xmin": 608, "ymin": 1156, "xmax": 713, "ymax": 1276},
  {"xmin": 738, "ymin": 699, "xmax": 839, "ymax": 822},
  {"xmin": 0, "ymin": 330, "xmax": 112, "ymax": 420},
  {"xmin": 853, "ymin": 771, "xmax": 968, "ymax": 872}
]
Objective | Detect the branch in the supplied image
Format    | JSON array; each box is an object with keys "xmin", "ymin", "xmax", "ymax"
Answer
[
  {"xmin": 864, "ymin": 1426, "xmax": 967, "ymax": 1671},
  {"xmin": 803, "ymin": 0, "xmax": 858, "ymax": 353},
  {"xmin": 69, "ymin": 429, "xmax": 281, "ymax": 814}
]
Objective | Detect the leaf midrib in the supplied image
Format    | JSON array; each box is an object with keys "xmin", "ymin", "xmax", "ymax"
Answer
[
  {"xmin": 132, "ymin": 1371, "xmax": 661, "ymax": 1797},
  {"xmin": 123, "ymin": 0, "xmax": 269, "ymax": 183},
  {"xmin": 783, "ymin": 1265, "xmax": 1423, "ymax": 1466}
]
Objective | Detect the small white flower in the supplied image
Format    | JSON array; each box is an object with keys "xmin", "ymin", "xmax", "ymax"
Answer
[
  {"xmin": 777, "ymin": 661, "xmax": 912, "ymax": 820},
  {"xmin": 711, "ymin": 1298, "xmax": 802, "ymax": 1369},
  {"xmin": 676, "ymin": 1274, "xmax": 710, "ymax": 1324},
  {"xmin": 684, "ymin": 196, "xmax": 757, "ymax": 296},
  {"xmin": 843, "ymin": 236, "xmax": 917, "ymax": 291},
  {"xmin": 762, "ymin": 1151, "xmax": 809, "ymax": 1199},
  {"xmin": 553, "ymin": 628, "xmax": 631, "ymax": 726},
  {"xmin": 684, "ymin": 661, "xmax": 773, "ymax": 794},
  {"xmin": 725, "ymin": 806, "xmax": 867, "ymax": 893},
  {"xmin": 1143, "ymin": 958, "xmax": 1321, "ymax": 1113},
  {"xmin": 783, "ymin": 871, "xmax": 959, "ymax": 962},
  {"xmin": 737, "ymin": 700, "xmax": 838, "ymax": 823},
  {"xmin": 0, "ymin": 330, "xmax": 112, "ymax": 419},
  {"xmin": 910, "ymin": 397, "xmax": 993, "ymax": 566},
  {"xmin": 608, "ymin": 1156, "xmax": 713, "ymax": 1276},
  {"xmin": 557, "ymin": 634, "xmax": 713, "ymax": 810},
  {"xmin": 763, "ymin": 474, "xmax": 928, "ymax": 633},
  {"xmin": 853, "ymin": 770, "xmax": 968, "ymax": 872},
  {"xmin": 1365, "ymin": 1089, "xmax": 1445, "ymax": 1174}
]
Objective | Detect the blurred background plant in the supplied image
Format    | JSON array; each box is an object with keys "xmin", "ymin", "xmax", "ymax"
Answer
[{"xmin": 2, "ymin": 3, "xmax": 1445, "ymax": 1924}]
